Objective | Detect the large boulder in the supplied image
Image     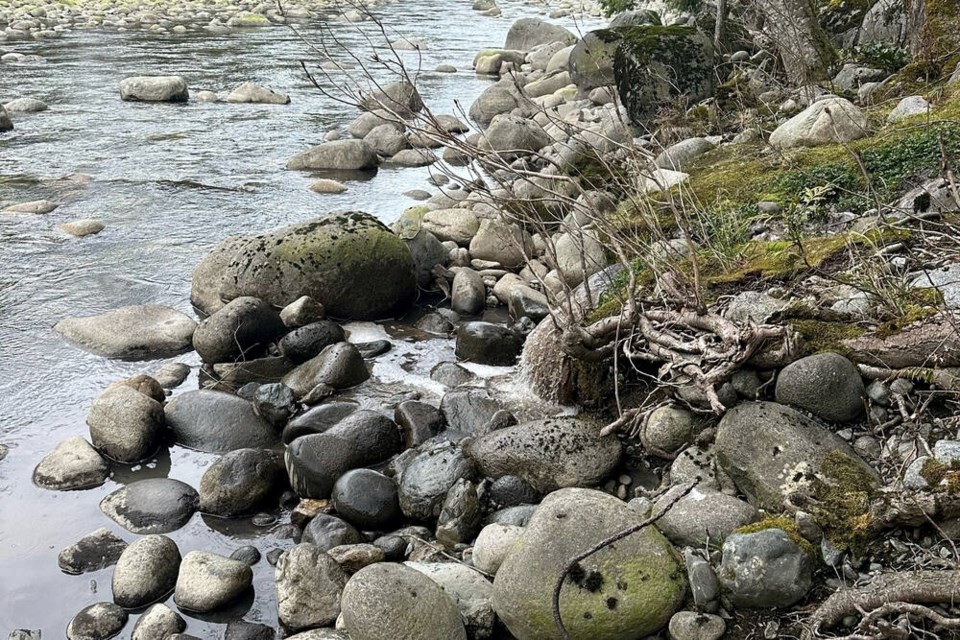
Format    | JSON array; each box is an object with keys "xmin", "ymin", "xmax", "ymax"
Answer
[
  {"xmin": 504, "ymin": 18, "xmax": 577, "ymax": 51},
  {"xmin": 191, "ymin": 235, "xmax": 251, "ymax": 316},
  {"xmin": 469, "ymin": 80, "xmax": 528, "ymax": 128},
  {"xmin": 769, "ymin": 97, "xmax": 868, "ymax": 149},
  {"xmin": 164, "ymin": 390, "xmax": 279, "ymax": 453},
  {"xmin": 469, "ymin": 219, "xmax": 534, "ymax": 268},
  {"xmin": 287, "ymin": 140, "xmax": 380, "ymax": 171},
  {"xmin": 276, "ymin": 543, "xmax": 348, "ymax": 630},
  {"xmin": 493, "ymin": 488, "xmax": 685, "ymax": 640},
  {"xmin": 199, "ymin": 448, "xmax": 286, "ymax": 517},
  {"xmin": 341, "ymin": 563, "xmax": 467, "ymax": 640},
  {"xmin": 54, "ymin": 304, "xmax": 197, "ymax": 359},
  {"xmin": 192, "ymin": 296, "xmax": 285, "ymax": 364},
  {"xmin": 858, "ymin": 0, "xmax": 906, "ymax": 46},
  {"xmin": 466, "ymin": 417, "xmax": 620, "ymax": 493},
  {"xmin": 774, "ymin": 352, "xmax": 865, "ymax": 422},
  {"xmin": 206, "ymin": 213, "xmax": 416, "ymax": 320},
  {"xmin": 569, "ymin": 30, "xmax": 621, "ymax": 92},
  {"xmin": 119, "ymin": 76, "xmax": 188, "ymax": 102},
  {"xmin": 714, "ymin": 402, "xmax": 877, "ymax": 510},
  {"xmin": 612, "ymin": 25, "xmax": 714, "ymax": 127}
]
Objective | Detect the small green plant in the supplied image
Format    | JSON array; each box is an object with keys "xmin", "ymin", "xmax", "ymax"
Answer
[{"xmin": 845, "ymin": 42, "xmax": 909, "ymax": 74}]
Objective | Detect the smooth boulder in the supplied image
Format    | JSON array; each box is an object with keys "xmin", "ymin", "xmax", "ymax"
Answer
[
  {"xmin": 112, "ymin": 535, "xmax": 181, "ymax": 609},
  {"xmin": 87, "ymin": 385, "xmax": 164, "ymax": 463},
  {"xmin": 331, "ymin": 468, "xmax": 400, "ymax": 529},
  {"xmin": 100, "ymin": 478, "xmax": 199, "ymax": 534},
  {"xmin": 455, "ymin": 322, "xmax": 523, "ymax": 366},
  {"xmin": 66, "ymin": 603, "xmax": 128, "ymax": 640},
  {"xmin": 504, "ymin": 18, "xmax": 576, "ymax": 50},
  {"xmin": 287, "ymin": 140, "xmax": 380, "ymax": 171},
  {"xmin": 282, "ymin": 342, "xmax": 369, "ymax": 397},
  {"xmin": 774, "ymin": 352, "xmax": 865, "ymax": 422},
  {"xmin": 226, "ymin": 81, "xmax": 290, "ymax": 104},
  {"xmin": 33, "ymin": 437, "xmax": 109, "ymax": 491},
  {"xmin": 276, "ymin": 543, "xmax": 348, "ymax": 630},
  {"xmin": 192, "ymin": 296, "xmax": 285, "ymax": 364},
  {"xmin": 199, "ymin": 448, "xmax": 286, "ymax": 517},
  {"xmin": 769, "ymin": 97, "xmax": 868, "ymax": 149},
  {"xmin": 120, "ymin": 76, "xmax": 189, "ymax": 102},
  {"xmin": 54, "ymin": 304, "xmax": 197, "ymax": 359},
  {"xmin": 174, "ymin": 551, "xmax": 253, "ymax": 613}
]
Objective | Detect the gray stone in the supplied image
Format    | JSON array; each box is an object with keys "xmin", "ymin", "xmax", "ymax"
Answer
[
  {"xmin": 199, "ymin": 448, "xmax": 286, "ymax": 517},
  {"xmin": 33, "ymin": 437, "xmax": 109, "ymax": 491},
  {"xmin": 859, "ymin": 0, "xmax": 905, "ymax": 46},
  {"xmin": 719, "ymin": 528, "xmax": 814, "ymax": 608},
  {"xmin": 507, "ymin": 284, "xmax": 549, "ymax": 323},
  {"xmin": 644, "ymin": 406, "xmax": 697, "ymax": 454},
  {"xmin": 360, "ymin": 79, "xmax": 423, "ymax": 116},
  {"xmin": 466, "ymin": 416, "xmax": 620, "ymax": 493},
  {"xmin": 364, "ymin": 123, "xmax": 409, "ymax": 157},
  {"xmin": 769, "ymin": 97, "xmax": 868, "ymax": 149},
  {"xmin": 327, "ymin": 543, "xmax": 385, "ymax": 574},
  {"xmin": 479, "ymin": 114, "xmax": 550, "ymax": 159},
  {"xmin": 302, "ymin": 514, "xmax": 362, "ymax": 551},
  {"xmin": 100, "ymin": 478, "xmax": 199, "ymax": 534},
  {"xmin": 230, "ymin": 546, "xmax": 262, "ymax": 566},
  {"xmin": 120, "ymin": 76, "xmax": 188, "ymax": 102},
  {"xmin": 58, "ymin": 219, "xmax": 104, "ymax": 237},
  {"xmin": 174, "ymin": 551, "xmax": 252, "ymax": 612},
  {"xmin": 4, "ymin": 97, "xmax": 48, "ymax": 113},
  {"xmin": 276, "ymin": 543, "xmax": 348, "ymax": 630},
  {"xmin": 472, "ymin": 522, "xmax": 523, "ymax": 575},
  {"xmin": 421, "ymin": 209, "xmax": 479, "ymax": 245},
  {"xmin": 87, "ymin": 385, "xmax": 164, "ymax": 463},
  {"xmin": 278, "ymin": 321, "xmax": 346, "ymax": 363},
  {"xmin": 504, "ymin": 18, "xmax": 576, "ymax": 51},
  {"xmin": 283, "ymin": 402, "xmax": 357, "ymax": 444},
  {"xmin": 655, "ymin": 137, "xmax": 715, "ymax": 171},
  {"xmin": 488, "ymin": 475, "xmax": 539, "ymax": 508},
  {"xmin": 553, "ymin": 230, "xmax": 607, "ymax": 286},
  {"xmin": 775, "ymin": 352, "xmax": 865, "ymax": 422},
  {"xmin": 341, "ymin": 563, "xmax": 467, "ymax": 640},
  {"xmin": 441, "ymin": 389, "xmax": 501, "ymax": 435},
  {"xmin": 2, "ymin": 199, "xmax": 58, "ymax": 214},
  {"xmin": 192, "ymin": 296, "xmax": 285, "ymax": 364},
  {"xmin": 331, "ymin": 468, "xmax": 400, "ymax": 529},
  {"xmin": 55, "ymin": 304, "xmax": 197, "ymax": 359},
  {"xmin": 404, "ymin": 230, "xmax": 448, "ymax": 288},
  {"xmin": 223, "ymin": 621, "xmax": 273, "ymax": 640},
  {"xmin": 282, "ymin": 342, "xmax": 368, "ymax": 396},
  {"xmin": 724, "ymin": 291, "xmax": 788, "ymax": 323},
  {"xmin": 911, "ymin": 262, "xmax": 960, "ymax": 309},
  {"xmin": 406, "ymin": 561, "xmax": 496, "ymax": 639},
  {"xmin": 452, "ymin": 268, "xmax": 486, "ymax": 316},
  {"xmin": 887, "ymin": 95, "xmax": 931, "ymax": 122},
  {"xmin": 280, "ymin": 296, "xmax": 326, "ymax": 328},
  {"xmin": 0, "ymin": 105, "xmax": 11, "ymax": 132},
  {"xmin": 469, "ymin": 80, "xmax": 528, "ymax": 127},
  {"xmin": 399, "ymin": 441, "xmax": 475, "ymax": 520},
  {"xmin": 430, "ymin": 361, "xmax": 476, "ymax": 387},
  {"xmin": 653, "ymin": 485, "xmax": 759, "ymax": 546},
  {"xmin": 58, "ymin": 528, "xmax": 128, "ymax": 575},
  {"xmin": 436, "ymin": 478, "xmax": 482, "ymax": 549},
  {"xmin": 287, "ymin": 140, "xmax": 380, "ymax": 171},
  {"xmin": 832, "ymin": 64, "xmax": 886, "ymax": 92},
  {"xmin": 668, "ymin": 611, "xmax": 725, "ymax": 640},
  {"xmin": 685, "ymin": 551, "xmax": 720, "ymax": 609},
  {"xmin": 395, "ymin": 401, "xmax": 444, "ymax": 448},
  {"xmin": 66, "ymin": 603, "xmax": 128, "ymax": 640},
  {"xmin": 112, "ymin": 535, "xmax": 181, "ymax": 608},
  {"xmin": 348, "ymin": 110, "xmax": 393, "ymax": 138},
  {"xmin": 165, "ymin": 390, "xmax": 279, "ymax": 453},
  {"xmin": 469, "ymin": 219, "xmax": 533, "ymax": 269},
  {"xmin": 226, "ymin": 81, "xmax": 290, "ymax": 104},
  {"xmin": 455, "ymin": 322, "xmax": 523, "ymax": 366}
]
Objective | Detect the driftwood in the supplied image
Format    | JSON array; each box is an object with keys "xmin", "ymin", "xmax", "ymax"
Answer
[
  {"xmin": 865, "ymin": 488, "xmax": 960, "ymax": 533},
  {"xmin": 842, "ymin": 313, "xmax": 960, "ymax": 369}
]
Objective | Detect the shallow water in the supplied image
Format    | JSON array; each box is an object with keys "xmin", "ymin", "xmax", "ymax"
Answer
[{"xmin": 0, "ymin": 1, "xmax": 602, "ymax": 635}]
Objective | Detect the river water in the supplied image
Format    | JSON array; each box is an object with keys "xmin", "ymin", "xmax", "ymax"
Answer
[{"xmin": 0, "ymin": 0, "xmax": 602, "ymax": 635}]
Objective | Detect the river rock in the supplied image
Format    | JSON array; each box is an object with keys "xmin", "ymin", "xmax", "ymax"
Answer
[
  {"xmin": 455, "ymin": 322, "xmax": 523, "ymax": 366},
  {"xmin": 5, "ymin": 97, "xmax": 50, "ymax": 112},
  {"xmin": 479, "ymin": 114, "xmax": 550, "ymax": 159},
  {"xmin": 668, "ymin": 611, "xmax": 725, "ymax": 640},
  {"xmin": 131, "ymin": 604, "xmax": 185, "ymax": 640},
  {"xmin": 468, "ymin": 219, "xmax": 533, "ymax": 269},
  {"xmin": 252, "ymin": 382, "xmax": 297, "ymax": 426},
  {"xmin": 504, "ymin": 18, "xmax": 576, "ymax": 51},
  {"xmin": 310, "ymin": 179, "xmax": 347, "ymax": 194},
  {"xmin": 360, "ymin": 79, "xmax": 423, "ymax": 115},
  {"xmin": 436, "ymin": 478, "xmax": 481, "ymax": 549},
  {"xmin": 285, "ymin": 410, "xmax": 401, "ymax": 498},
  {"xmin": 331, "ymin": 468, "xmax": 400, "ymax": 529},
  {"xmin": 390, "ymin": 148, "xmax": 436, "ymax": 166},
  {"xmin": 645, "ymin": 405, "xmax": 697, "ymax": 454},
  {"xmin": 66, "ymin": 603, "xmax": 128, "ymax": 640},
  {"xmin": 193, "ymin": 296, "xmax": 285, "ymax": 364},
  {"xmin": 327, "ymin": 543, "xmax": 385, "ymax": 574},
  {"xmin": 282, "ymin": 342, "xmax": 369, "ymax": 396},
  {"xmin": 165, "ymin": 390, "xmax": 279, "ymax": 452},
  {"xmin": 395, "ymin": 400, "xmax": 444, "ymax": 447},
  {"xmin": 440, "ymin": 389, "xmax": 501, "ymax": 435},
  {"xmin": 451, "ymin": 268, "xmax": 486, "ymax": 316},
  {"xmin": 87, "ymin": 385, "xmax": 164, "ymax": 463},
  {"xmin": 341, "ymin": 563, "xmax": 467, "ymax": 640},
  {"xmin": 120, "ymin": 76, "xmax": 189, "ymax": 102},
  {"xmin": 191, "ymin": 235, "xmax": 251, "ymax": 316},
  {"xmin": 714, "ymin": 401, "xmax": 877, "ymax": 510},
  {"xmin": 212, "ymin": 213, "xmax": 415, "ymax": 320},
  {"xmin": 406, "ymin": 561, "xmax": 496, "ymax": 639},
  {"xmin": 0, "ymin": 105, "xmax": 11, "ymax": 132},
  {"xmin": 652, "ymin": 485, "xmax": 759, "ymax": 546},
  {"xmin": 568, "ymin": 30, "xmax": 619, "ymax": 92},
  {"xmin": 2, "ymin": 199, "xmax": 57, "ymax": 214},
  {"xmin": 199, "ymin": 448, "xmax": 286, "ymax": 517},
  {"xmin": 421, "ymin": 209, "xmax": 479, "ymax": 245},
  {"xmin": 655, "ymin": 137, "xmax": 715, "ymax": 171},
  {"xmin": 302, "ymin": 513, "xmax": 363, "ymax": 550},
  {"xmin": 488, "ymin": 475, "xmax": 539, "ymax": 508},
  {"xmin": 33, "ymin": 436, "xmax": 109, "ymax": 491},
  {"xmin": 276, "ymin": 543, "xmax": 348, "ymax": 630},
  {"xmin": 54, "ymin": 304, "xmax": 197, "ymax": 359},
  {"xmin": 348, "ymin": 110, "xmax": 393, "ymax": 138},
  {"xmin": 466, "ymin": 417, "xmax": 620, "ymax": 493},
  {"xmin": 283, "ymin": 402, "xmax": 357, "ymax": 443},
  {"xmin": 775, "ymin": 352, "xmax": 865, "ymax": 423},
  {"xmin": 174, "ymin": 551, "xmax": 252, "ymax": 612},
  {"xmin": 100, "ymin": 478, "xmax": 199, "ymax": 534},
  {"xmin": 468, "ymin": 79, "xmax": 527, "ymax": 127},
  {"xmin": 364, "ymin": 123, "xmax": 409, "ymax": 156},
  {"xmin": 719, "ymin": 528, "xmax": 814, "ymax": 608},
  {"xmin": 493, "ymin": 488, "xmax": 685, "ymax": 640},
  {"xmin": 399, "ymin": 441, "xmax": 475, "ymax": 520},
  {"xmin": 278, "ymin": 321, "xmax": 346, "ymax": 363},
  {"xmin": 286, "ymin": 632, "xmax": 347, "ymax": 640},
  {"xmin": 472, "ymin": 522, "xmax": 523, "ymax": 575},
  {"xmin": 59, "ymin": 528, "xmax": 128, "ymax": 575},
  {"xmin": 553, "ymin": 230, "xmax": 607, "ymax": 286},
  {"xmin": 769, "ymin": 97, "xmax": 868, "ymax": 148},
  {"xmin": 404, "ymin": 229, "xmax": 449, "ymax": 288},
  {"xmin": 226, "ymin": 81, "xmax": 290, "ymax": 104},
  {"xmin": 58, "ymin": 218, "xmax": 105, "ymax": 236},
  {"xmin": 287, "ymin": 140, "xmax": 380, "ymax": 171},
  {"xmin": 280, "ymin": 296, "xmax": 326, "ymax": 328},
  {"xmin": 112, "ymin": 535, "xmax": 181, "ymax": 608}
]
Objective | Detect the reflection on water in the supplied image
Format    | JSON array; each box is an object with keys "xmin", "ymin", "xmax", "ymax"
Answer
[{"xmin": 0, "ymin": 0, "xmax": 601, "ymax": 634}]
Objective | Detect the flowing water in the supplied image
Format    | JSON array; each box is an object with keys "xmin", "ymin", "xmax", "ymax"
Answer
[{"xmin": 0, "ymin": 1, "xmax": 603, "ymax": 634}]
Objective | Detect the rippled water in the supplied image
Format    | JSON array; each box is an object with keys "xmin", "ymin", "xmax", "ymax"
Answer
[{"xmin": 0, "ymin": 0, "xmax": 602, "ymax": 635}]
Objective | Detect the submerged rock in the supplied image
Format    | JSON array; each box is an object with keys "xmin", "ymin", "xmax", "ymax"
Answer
[
  {"xmin": 58, "ymin": 528, "xmax": 128, "ymax": 575},
  {"xmin": 119, "ymin": 76, "xmax": 189, "ymax": 102},
  {"xmin": 66, "ymin": 603, "xmax": 128, "ymax": 640},
  {"xmin": 58, "ymin": 219, "xmax": 105, "ymax": 237},
  {"xmin": 226, "ymin": 81, "xmax": 290, "ymax": 104},
  {"xmin": 54, "ymin": 304, "xmax": 197, "ymax": 359},
  {"xmin": 287, "ymin": 140, "xmax": 380, "ymax": 171}
]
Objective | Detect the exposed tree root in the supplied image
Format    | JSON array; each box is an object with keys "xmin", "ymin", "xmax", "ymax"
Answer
[{"xmin": 843, "ymin": 313, "xmax": 960, "ymax": 369}]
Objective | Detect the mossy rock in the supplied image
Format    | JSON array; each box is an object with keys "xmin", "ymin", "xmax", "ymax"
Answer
[
  {"xmin": 612, "ymin": 25, "xmax": 715, "ymax": 127},
  {"xmin": 227, "ymin": 12, "xmax": 270, "ymax": 27},
  {"xmin": 569, "ymin": 29, "xmax": 620, "ymax": 92},
  {"xmin": 206, "ymin": 212, "xmax": 416, "ymax": 320},
  {"xmin": 492, "ymin": 488, "xmax": 685, "ymax": 640}
]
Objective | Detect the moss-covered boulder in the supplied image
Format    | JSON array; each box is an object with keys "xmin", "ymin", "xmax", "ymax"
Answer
[
  {"xmin": 612, "ymin": 25, "xmax": 714, "ymax": 127},
  {"xmin": 569, "ymin": 30, "xmax": 621, "ymax": 92},
  {"xmin": 198, "ymin": 212, "xmax": 416, "ymax": 320},
  {"xmin": 492, "ymin": 488, "xmax": 685, "ymax": 640}
]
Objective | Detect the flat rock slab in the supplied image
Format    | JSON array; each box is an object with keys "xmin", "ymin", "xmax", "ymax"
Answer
[
  {"xmin": 100, "ymin": 478, "xmax": 199, "ymax": 534},
  {"xmin": 55, "ymin": 304, "xmax": 197, "ymax": 360},
  {"xmin": 58, "ymin": 528, "xmax": 128, "ymax": 575}
]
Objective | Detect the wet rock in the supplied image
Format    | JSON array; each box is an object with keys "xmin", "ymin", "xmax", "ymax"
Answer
[
  {"xmin": 66, "ymin": 603, "xmax": 128, "ymax": 640},
  {"xmin": 310, "ymin": 178, "xmax": 348, "ymax": 194},
  {"xmin": 421, "ymin": 209, "xmax": 480, "ymax": 245},
  {"xmin": 302, "ymin": 514, "xmax": 363, "ymax": 551},
  {"xmin": 488, "ymin": 475, "xmax": 539, "ymax": 508},
  {"xmin": 252, "ymin": 383, "xmax": 297, "ymax": 426},
  {"xmin": 399, "ymin": 441, "xmax": 475, "ymax": 520},
  {"xmin": 436, "ymin": 479, "xmax": 481, "ymax": 549},
  {"xmin": 719, "ymin": 528, "xmax": 814, "ymax": 608},
  {"xmin": 281, "ymin": 296, "xmax": 326, "ymax": 328},
  {"xmin": 283, "ymin": 402, "xmax": 357, "ymax": 444},
  {"xmin": 210, "ymin": 356, "xmax": 296, "ymax": 390},
  {"xmin": 223, "ymin": 621, "xmax": 274, "ymax": 640},
  {"xmin": 404, "ymin": 229, "xmax": 449, "ymax": 288},
  {"xmin": 354, "ymin": 339, "xmax": 391, "ymax": 358},
  {"xmin": 285, "ymin": 631, "xmax": 347, "ymax": 640},
  {"xmin": 769, "ymin": 97, "xmax": 868, "ymax": 149},
  {"xmin": 0, "ymin": 105, "xmax": 11, "ymax": 132},
  {"xmin": 451, "ymin": 268, "xmax": 486, "ymax": 316},
  {"xmin": 440, "ymin": 389, "xmax": 501, "ymax": 435},
  {"xmin": 668, "ymin": 611, "xmax": 725, "ymax": 640},
  {"xmin": 279, "ymin": 322, "xmax": 347, "ymax": 365},
  {"xmin": 360, "ymin": 79, "xmax": 423, "ymax": 115},
  {"xmin": 276, "ymin": 543, "xmax": 348, "ymax": 630},
  {"xmin": 506, "ymin": 285, "xmax": 548, "ymax": 323},
  {"xmin": 395, "ymin": 400, "xmax": 445, "ymax": 448},
  {"xmin": 111, "ymin": 374, "xmax": 165, "ymax": 403},
  {"xmin": 364, "ymin": 123, "xmax": 409, "ymax": 156},
  {"xmin": 775, "ymin": 352, "xmax": 865, "ymax": 422},
  {"xmin": 331, "ymin": 468, "xmax": 400, "ymax": 529},
  {"xmin": 285, "ymin": 410, "xmax": 401, "ymax": 498},
  {"xmin": 2, "ymin": 199, "xmax": 58, "ymax": 214},
  {"xmin": 504, "ymin": 18, "xmax": 576, "ymax": 50},
  {"xmin": 120, "ymin": 76, "xmax": 189, "ymax": 102},
  {"xmin": 88, "ymin": 385, "xmax": 164, "ymax": 463},
  {"xmin": 715, "ymin": 401, "xmax": 876, "ymax": 510},
  {"xmin": 407, "ymin": 561, "xmax": 496, "ymax": 639},
  {"xmin": 58, "ymin": 219, "xmax": 105, "ymax": 237},
  {"xmin": 493, "ymin": 488, "xmax": 684, "ymax": 640},
  {"xmin": 230, "ymin": 546, "xmax": 261, "ymax": 566},
  {"xmin": 193, "ymin": 296, "xmax": 285, "ymax": 364},
  {"xmin": 455, "ymin": 322, "xmax": 523, "ymax": 366},
  {"xmin": 153, "ymin": 362, "xmax": 191, "ymax": 389},
  {"xmin": 54, "ymin": 304, "xmax": 197, "ymax": 359},
  {"xmin": 226, "ymin": 81, "xmax": 290, "ymax": 104},
  {"xmin": 472, "ymin": 522, "xmax": 523, "ymax": 575},
  {"xmin": 486, "ymin": 505, "xmax": 537, "ymax": 527},
  {"xmin": 644, "ymin": 406, "xmax": 697, "ymax": 455},
  {"xmin": 33, "ymin": 436, "xmax": 109, "ymax": 491},
  {"xmin": 430, "ymin": 361, "xmax": 476, "ymax": 387},
  {"xmin": 131, "ymin": 604, "xmax": 186, "ymax": 640},
  {"xmin": 58, "ymin": 528, "xmax": 128, "ymax": 575},
  {"xmin": 341, "ymin": 563, "xmax": 467, "ymax": 640},
  {"xmin": 165, "ymin": 390, "xmax": 279, "ymax": 453},
  {"xmin": 199, "ymin": 448, "xmax": 286, "ymax": 517},
  {"xmin": 8, "ymin": 631, "xmax": 40, "ymax": 640},
  {"xmin": 466, "ymin": 416, "xmax": 620, "ymax": 493},
  {"xmin": 653, "ymin": 486, "xmax": 759, "ymax": 546},
  {"xmin": 100, "ymin": 478, "xmax": 199, "ymax": 534},
  {"xmin": 174, "ymin": 551, "xmax": 252, "ymax": 613},
  {"xmin": 112, "ymin": 535, "xmax": 181, "ymax": 609},
  {"xmin": 328, "ymin": 543, "xmax": 385, "ymax": 574},
  {"xmin": 287, "ymin": 140, "xmax": 380, "ymax": 171}
]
